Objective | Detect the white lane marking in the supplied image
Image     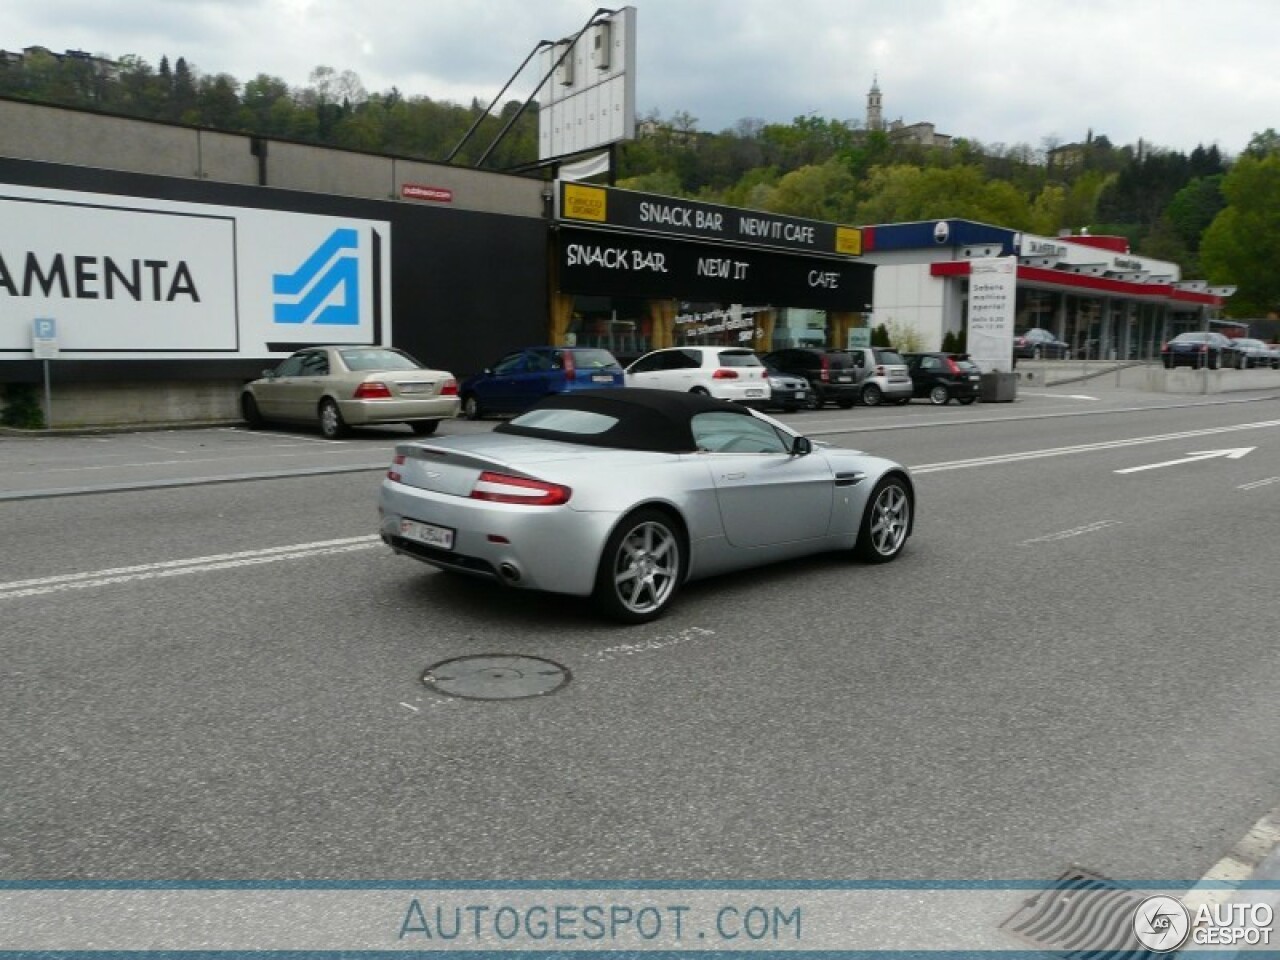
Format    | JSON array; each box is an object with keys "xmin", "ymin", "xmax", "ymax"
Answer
[
  {"xmin": 1183, "ymin": 803, "xmax": 1280, "ymax": 913},
  {"xmin": 0, "ymin": 536, "xmax": 382, "ymax": 600},
  {"xmin": 1115, "ymin": 447, "xmax": 1255, "ymax": 474},
  {"xmin": 218, "ymin": 427, "xmax": 348, "ymax": 445},
  {"xmin": 5, "ymin": 449, "xmax": 382, "ymax": 478},
  {"xmin": 911, "ymin": 419, "xmax": 1280, "ymax": 474},
  {"xmin": 1021, "ymin": 520, "xmax": 1123, "ymax": 545},
  {"xmin": 1239, "ymin": 476, "xmax": 1280, "ymax": 491},
  {"xmin": 1019, "ymin": 393, "xmax": 1099, "ymax": 400}
]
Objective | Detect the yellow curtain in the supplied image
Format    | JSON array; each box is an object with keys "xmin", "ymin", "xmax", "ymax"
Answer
[
  {"xmin": 648, "ymin": 299, "xmax": 677, "ymax": 350},
  {"xmin": 549, "ymin": 292, "xmax": 575, "ymax": 346},
  {"xmin": 754, "ymin": 309, "xmax": 776, "ymax": 352}
]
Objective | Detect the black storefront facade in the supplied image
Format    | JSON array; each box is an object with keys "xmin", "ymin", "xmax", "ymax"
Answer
[{"xmin": 546, "ymin": 183, "xmax": 874, "ymax": 365}]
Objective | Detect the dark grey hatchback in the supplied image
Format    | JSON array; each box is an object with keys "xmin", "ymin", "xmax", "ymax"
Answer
[{"xmin": 761, "ymin": 347, "xmax": 860, "ymax": 409}]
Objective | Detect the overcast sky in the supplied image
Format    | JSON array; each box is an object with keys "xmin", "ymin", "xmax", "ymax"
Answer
[{"xmin": 9, "ymin": 0, "xmax": 1276, "ymax": 156}]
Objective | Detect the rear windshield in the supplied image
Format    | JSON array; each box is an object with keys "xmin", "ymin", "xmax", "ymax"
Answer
[
  {"xmin": 506, "ymin": 408, "xmax": 617, "ymax": 435},
  {"xmin": 716, "ymin": 350, "xmax": 763, "ymax": 367},
  {"xmin": 339, "ymin": 348, "xmax": 423, "ymax": 371},
  {"xmin": 567, "ymin": 349, "xmax": 622, "ymax": 369},
  {"xmin": 874, "ymin": 349, "xmax": 905, "ymax": 365},
  {"xmin": 824, "ymin": 352, "xmax": 855, "ymax": 369}
]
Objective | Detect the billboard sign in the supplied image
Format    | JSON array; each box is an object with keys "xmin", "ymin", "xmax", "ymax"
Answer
[
  {"xmin": 0, "ymin": 184, "xmax": 391, "ymax": 359},
  {"xmin": 538, "ymin": 7, "xmax": 637, "ymax": 160},
  {"xmin": 966, "ymin": 257, "xmax": 1017, "ymax": 372}
]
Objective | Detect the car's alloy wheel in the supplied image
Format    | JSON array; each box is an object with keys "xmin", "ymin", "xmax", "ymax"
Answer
[
  {"xmin": 319, "ymin": 399, "xmax": 348, "ymax": 439},
  {"xmin": 861, "ymin": 383, "xmax": 882, "ymax": 406},
  {"xmin": 928, "ymin": 385, "xmax": 950, "ymax": 405},
  {"xmin": 409, "ymin": 420, "xmax": 439, "ymax": 436},
  {"xmin": 854, "ymin": 476, "xmax": 912, "ymax": 563},
  {"xmin": 594, "ymin": 509, "xmax": 684, "ymax": 623},
  {"xmin": 462, "ymin": 395, "xmax": 482, "ymax": 420},
  {"xmin": 241, "ymin": 394, "xmax": 264, "ymax": 429},
  {"xmin": 805, "ymin": 391, "xmax": 822, "ymax": 410}
]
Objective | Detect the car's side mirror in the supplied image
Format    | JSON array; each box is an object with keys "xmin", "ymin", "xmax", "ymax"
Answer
[{"xmin": 791, "ymin": 436, "xmax": 812, "ymax": 457}]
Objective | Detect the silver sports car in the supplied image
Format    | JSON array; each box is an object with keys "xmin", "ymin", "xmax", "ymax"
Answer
[{"xmin": 379, "ymin": 388, "xmax": 914, "ymax": 622}]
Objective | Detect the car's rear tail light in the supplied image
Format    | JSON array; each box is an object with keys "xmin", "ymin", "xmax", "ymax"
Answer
[
  {"xmin": 470, "ymin": 471, "xmax": 571, "ymax": 506},
  {"xmin": 819, "ymin": 355, "xmax": 830, "ymax": 381},
  {"xmin": 945, "ymin": 357, "xmax": 962, "ymax": 375},
  {"xmin": 562, "ymin": 351, "xmax": 576, "ymax": 377},
  {"xmin": 439, "ymin": 378, "xmax": 458, "ymax": 395},
  {"xmin": 712, "ymin": 369, "xmax": 739, "ymax": 379},
  {"xmin": 387, "ymin": 453, "xmax": 405, "ymax": 483},
  {"xmin": 354, "ymin": 381, "xmax": 393, "ymax": 399}
]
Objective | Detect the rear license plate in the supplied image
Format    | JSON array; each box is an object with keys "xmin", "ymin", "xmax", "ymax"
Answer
[
  {"xmin": 591, "ymin": 375, "xmax": 614, "ymax": 383},
  {"xmin": 400, "ymin": 519, "xmax": 455, "ymax": 550},
  {"xmin": 398, "ymin": 382, "xmax": 432, "ymax": 394},
  {"xmin": 968, "ymin": 376, "xmax": 980, "ymax": 381},
  {"xmin": 746, "ymin": 389, "xmax": 764, "ymax": 398}
]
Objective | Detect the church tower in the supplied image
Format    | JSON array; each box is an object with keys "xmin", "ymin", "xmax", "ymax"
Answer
[{"xmin": 866, "ymin": 75, "xmax": 883, "ymax": 132}]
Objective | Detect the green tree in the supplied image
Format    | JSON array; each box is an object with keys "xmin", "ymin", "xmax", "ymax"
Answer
[
  {"xmin": 1201, "ymin": 152, "xmax": 1280, "ymax": 316},
  {"xmin": 765, "ymin": 159, "xmax": 859, "ymax": 222}
]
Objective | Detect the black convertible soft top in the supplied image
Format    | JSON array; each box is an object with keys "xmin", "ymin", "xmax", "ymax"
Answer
[{"xmin": 494, "ymin": 387, "xmax": 753, "ymax": 453}]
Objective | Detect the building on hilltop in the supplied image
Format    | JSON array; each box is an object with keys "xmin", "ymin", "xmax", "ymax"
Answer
[{"xmin": 865, "ymin": 77, "xmax": 952, "ymax": 148}]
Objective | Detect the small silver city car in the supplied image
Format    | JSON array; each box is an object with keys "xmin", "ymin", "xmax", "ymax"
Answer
[
  {"xmin": 242, "ymin": 345, "xmax": 460, "ymax": 438},
  {"xmin": 380, "ymin": 388, "xmax": 914, "ymax": 623}
]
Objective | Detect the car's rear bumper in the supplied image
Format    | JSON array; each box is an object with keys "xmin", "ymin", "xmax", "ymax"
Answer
[{"xmin": 339, "ymin": 396, "xmax": 460, "ymax": 425}]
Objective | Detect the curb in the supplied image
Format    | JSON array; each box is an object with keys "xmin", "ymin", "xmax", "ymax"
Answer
[{"xmin": 0, "ymin": 419, "xmax": 244, "ymax": 438}]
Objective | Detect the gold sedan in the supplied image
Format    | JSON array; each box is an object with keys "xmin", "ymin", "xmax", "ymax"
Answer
[{"xmin": 242, "ymin": 345, "xmax": 460, "ymax": 438}]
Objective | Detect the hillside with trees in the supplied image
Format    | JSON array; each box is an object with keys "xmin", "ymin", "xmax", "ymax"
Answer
[{"xmin": 3, "ymin": 48, "xmax": 1276, "ymax": 317}]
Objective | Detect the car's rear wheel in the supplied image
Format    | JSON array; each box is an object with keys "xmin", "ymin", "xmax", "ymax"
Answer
[
  {"xmin": 241, "ymin": 394, "xmax": 265, "ymax": 429},
  {"xmin": 860, "ymin": 383, "xmax": 883, "ymax": 406},
  {"xmin": 409, "ymin": 420, "xmax": 439, "ymax": 436},
  {"xmin": 319, "ymin": 399, "xmax": 349, "ymax": 439},
  {"xmin": 462, "ymin": 395, "xmax": 483, "ymax": 420},
  {"xmin": 690, "ymin": 387, "xmax": 710, "ymax": 396},
  {"xmin": 854, "ymin": 476, "xmax": 912, "ymax": 563},
  {"xmin": 805, "ymin": 392, "xmax": 822, "ymax": 410},
  {"xmin": 1032, "ymin": 346, "xmax": 1043, "ymax": 359},
  {"xmin": 928, "ymin": 385, "xmax": 950, "ymax": 405},
  {"xmin": 593, "ymin": 508, "xmax": 685, "ymax": 624}
]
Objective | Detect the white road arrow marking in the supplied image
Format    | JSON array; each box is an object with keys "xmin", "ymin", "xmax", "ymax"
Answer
[{"xmin": 1114, "ymin": 447, "xmax": 1256, "ymax": 474}]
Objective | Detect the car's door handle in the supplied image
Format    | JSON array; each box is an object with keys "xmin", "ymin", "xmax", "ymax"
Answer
[
  {"xmin": 834, "ymin": 471, "xmax": 866, "ymax": 486},
  {"xmin": 722, "ymin": 472, "xmax": 746, "ymax": 480}
]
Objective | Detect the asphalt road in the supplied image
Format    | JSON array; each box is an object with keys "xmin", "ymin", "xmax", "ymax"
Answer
[{"xmin": 3, "ymin": 380, "xmax": 1280, "ymax": 892}]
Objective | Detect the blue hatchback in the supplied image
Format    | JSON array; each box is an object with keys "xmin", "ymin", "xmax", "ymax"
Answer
[{"xmin": 459, "ymin": 347, "xmax": 625, "ymax": 420}]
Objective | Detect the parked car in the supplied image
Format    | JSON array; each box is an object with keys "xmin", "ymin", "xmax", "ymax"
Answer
[
  {"xmin": 1013, "ymin": 328, "xmax": 1071, "ymax": 359},
  {"xmin": 380, "ymin": 388, "xmax": 914, "ymax": 622},
  {"xmin": 1160, "ymin": 331, "xmax": 1246, "ymax": 370},
  {"xmin": 241, "ymin": 345, "xmax": 459, "ymax": 439},
  {"xmin": 902, "ymin": 352, "xmax": 982, "ymax": 405},
  {"xmin": 846, "ymin": 347, "xmax": 915, "ymax": 406},
  {"xmin": 763, "ymin": 367, "xmax": 811, "ymax": 412},
  {"xmin": 459, "ymin": 347, "xmax": 624, "ymax": 420},
  {"xmin": 1231, "ymin": 338, "xmax": 1280, "ymax": 369},
  {"xmin": 625, "ymin": 346, "xmax": 771, "ymax": 405},
  {"xmin": 761, "ymin": 348, "xmax": 861, "ymax": 409}
]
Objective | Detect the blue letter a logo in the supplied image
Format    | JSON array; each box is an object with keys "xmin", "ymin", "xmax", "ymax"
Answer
[{"xmin": 273, "ymin": 228, "xmax": 361, "ymax": 325}]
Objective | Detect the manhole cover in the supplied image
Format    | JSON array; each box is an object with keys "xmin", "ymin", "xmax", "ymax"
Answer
[
  {"xmin": 1000, "ymin": 866, "xmax": 1161, "ymax": 956},
  {"xmin": 422, "ymin": 654, "xmax": 571, "ymax": 701}
]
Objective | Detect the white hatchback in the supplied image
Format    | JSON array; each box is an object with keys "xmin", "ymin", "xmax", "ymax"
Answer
[{"xmin": 625, "ymin": 347, "xmax": 772, "ymax": 405}]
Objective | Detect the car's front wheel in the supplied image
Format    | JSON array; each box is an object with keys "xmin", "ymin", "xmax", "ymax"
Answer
[
  {"xmin": 860, "ymin": 383, "xmax": 883, "ymax": 406},
  {"xmin": 462, "ymin": 395, "xmax": 483, "ymax": 420},
  {"xmin": 928, "ymin": 385, "xmax": 950, "ymax": 405},
  {"xmin": 319, "ymin": 399, "xmax": 349, "ymax": 439},
  {"xmin": 854, "ymin": 476, "xmax": 912, "ymax": 563},
  {"xmin": 593, "ymin": 508, "xmax": 685, "ymax": 624},
  {"xmin": 241, "ymin": 394, "xmax": 265, "ymax": 429}
]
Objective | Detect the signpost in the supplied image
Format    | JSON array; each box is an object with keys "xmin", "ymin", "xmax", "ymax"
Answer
[{"xmin": 32, "ymin": 317, "xmax": 58, "ymax": 428}]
